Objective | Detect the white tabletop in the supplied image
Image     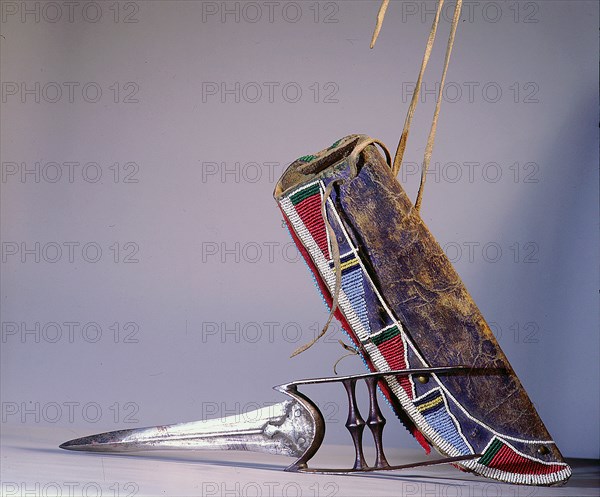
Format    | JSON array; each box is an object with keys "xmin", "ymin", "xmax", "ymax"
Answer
[{"xmin": 2, "ymin": 424, "xmax": 598, "ymax": 497}]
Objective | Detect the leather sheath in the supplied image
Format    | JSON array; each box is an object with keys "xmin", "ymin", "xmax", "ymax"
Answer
[{"xmin": 274, "ymin": 135, "xmax": 570, "ymax": 485}]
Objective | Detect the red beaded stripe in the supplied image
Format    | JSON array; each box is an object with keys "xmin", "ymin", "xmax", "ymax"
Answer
[
  {"xmin": 377, "ymin": 335, "xmax": 413, "ymax": 398},
  {"xmin": 489, "ymin": 444, "xmax": 565, "ymax": 476},
  {"xmin": 294, "ymin": 194, "xmax": 330, "ymax": 259}
]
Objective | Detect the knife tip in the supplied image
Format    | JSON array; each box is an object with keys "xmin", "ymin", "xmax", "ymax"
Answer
[
  {"xmin": 59, "ymin": 439, "xmax": 79, "ymax": 450},
  {"xmin": 60, "ymin": 435, "xmax": 94, "ymax": 451}
]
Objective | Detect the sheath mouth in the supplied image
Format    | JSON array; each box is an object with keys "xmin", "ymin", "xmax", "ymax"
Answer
[
  {"xmin": 296, "ymin": 136, "xmax": 361, "ymax": 176},
  {"xmin": 274, "ymin": 134, "xmax": 365, "ymax": 198}
]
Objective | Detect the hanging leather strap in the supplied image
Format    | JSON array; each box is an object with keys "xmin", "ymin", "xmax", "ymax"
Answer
[{"xmin": 372, "ymin": 0, "xmax": 464, "ymax": 212}]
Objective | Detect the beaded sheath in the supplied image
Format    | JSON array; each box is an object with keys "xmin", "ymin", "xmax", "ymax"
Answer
[{"xmin": 274, "ymin": 135, "xmax": 571, "ymax": 486}]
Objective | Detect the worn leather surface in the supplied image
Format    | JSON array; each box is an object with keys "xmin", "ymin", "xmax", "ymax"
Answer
[{"xmin": 336, "ymin": 144, "xmax": 563, "ymax": 458}]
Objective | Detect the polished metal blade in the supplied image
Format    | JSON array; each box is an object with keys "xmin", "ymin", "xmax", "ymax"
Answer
[{"xmin": 60, "ymin": 398, "xmax": 317, "ymax": 459}]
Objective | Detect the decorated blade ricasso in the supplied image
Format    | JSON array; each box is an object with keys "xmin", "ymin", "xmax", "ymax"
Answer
[{"xmin": 273, "ymin": 135, "xmax": 571, "ymax": 486}]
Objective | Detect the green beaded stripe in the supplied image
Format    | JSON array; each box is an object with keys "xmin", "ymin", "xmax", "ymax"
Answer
[
  {"xmin": 297, "ymin": 154, "xmax": 317, "ymax": 163},
  {"xmin": 479, "ymin": 438, "xmax": 503, "ymax": 466},
  {"xmin": 290, "ymin": 183, "xmax": 320, "ymax": 205},
  {"xmin": 370, "ymin": 325, "xmax": 401, "ymax": 347}
]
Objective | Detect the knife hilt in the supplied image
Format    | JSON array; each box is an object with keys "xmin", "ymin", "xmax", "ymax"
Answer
[{"xmin": 279, "ymin": 366, "xmax": 497, "ymax": 473}]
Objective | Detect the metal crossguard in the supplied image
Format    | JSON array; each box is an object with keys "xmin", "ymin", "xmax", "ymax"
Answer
[{"xmin": 60, "ymin": 367, "xmax": 490, "ymax": 473}]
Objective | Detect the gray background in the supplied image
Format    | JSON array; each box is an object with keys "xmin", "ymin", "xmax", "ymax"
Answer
[{"xmin": 1, "ymin": 0, "xmax": 598, "ymax": 478}]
